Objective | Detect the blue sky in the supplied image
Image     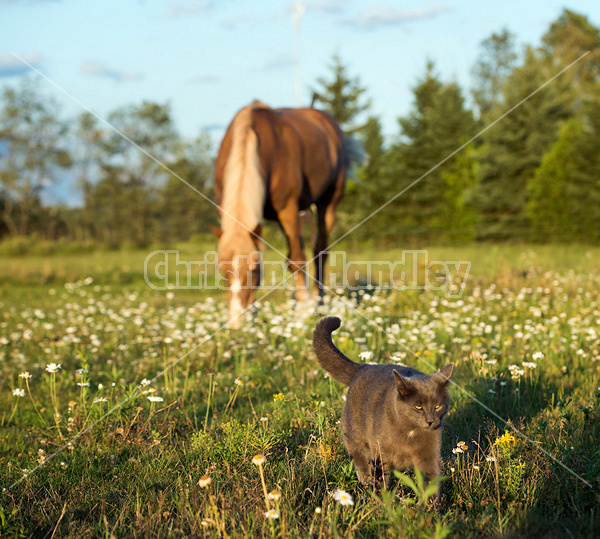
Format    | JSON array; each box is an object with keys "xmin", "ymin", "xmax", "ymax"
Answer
[{"xmin": 2, "ymin": 0, "xmax": 600, "ymax": 203}]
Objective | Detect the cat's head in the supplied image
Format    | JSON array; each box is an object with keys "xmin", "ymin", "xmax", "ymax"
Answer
[{"xmin": 393, "ymin": 364, "xmax": 453, "ymax": 430}]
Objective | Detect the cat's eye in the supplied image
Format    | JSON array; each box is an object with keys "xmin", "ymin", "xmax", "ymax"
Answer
[
  {"xmin": 435, "ymin": 405, "xmax": 441, "ymax": 410},
  {"xmin": 415, "ymin": 405, "xmax": 422, "ymax": 410}
]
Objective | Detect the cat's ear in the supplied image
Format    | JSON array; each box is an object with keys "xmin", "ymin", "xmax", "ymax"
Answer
[
  {"xmin": 437, "ymin": 364, "xmax": 454, "ymax": 386},
  {"xmin": 394, "ymin": 370, "xmax": 414, "ymax": 398}
]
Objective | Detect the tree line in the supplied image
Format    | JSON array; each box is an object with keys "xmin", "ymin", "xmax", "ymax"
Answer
[{"xmin": 1, "ymin": 9, "xmax": 599, "ymax": 249}]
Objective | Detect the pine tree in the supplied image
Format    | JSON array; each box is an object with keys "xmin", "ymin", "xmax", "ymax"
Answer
[
  {"xmin": 526, "ymin": 118, "xmax": 579, "ymax": 239},
  {"xmin": 541, "ymin": 9, "xmax": 600, "ymax": 98},
  {"xmin": 471, "ymin": 29, "xmax": 518, "ymax": 120},
  {"xmin": 383, "ymin": 62, "xmax": 477, "ymax": 244},
  {"xmin": 527, "ymin": 96, "xmax": 600, "ymax": 243},
  {"xmin": 473, "ymin": 47, "xmax": 571, "ymax": 241},
  {"xmin": 337, "ymin": 116, "xmax": 385, "ymax": 242},
  {"xmin": 313, "ymin": 54, "xmax": 370, "ymax": 135}
]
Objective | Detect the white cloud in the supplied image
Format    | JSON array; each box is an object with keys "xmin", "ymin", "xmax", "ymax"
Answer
[
  {"xmin": 0, "ymin": 52, "xmax": 42, "ymax": 78},
  {"xmin": 167, "ymin": 0, "xmax": 213, "ymax": 18},
  {"xmin": 222, "ymin": 13, "xmax": 256, "ymax": 30},
  {"xmin": 342, "ymin": 3, "xmax": 451, "ymax": 29},
  {"xmin": 261, "ymin": 53, "xmax": 295, "ymax": 72},
  {"xmin": 307, "ymin": 0, "xmax": 346, "ymax": 14},
  {"xmin": 269, "ymin": 0, "xmax": 347, "ymax": 23},
  {"xmin": 81, "ymin": 60, "xmax": 143, "ymax": 83}
]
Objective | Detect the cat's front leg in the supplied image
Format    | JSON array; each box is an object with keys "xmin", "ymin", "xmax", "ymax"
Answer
[
  {"xmin": 350, "ymin": 452, "xmax": 372, "ymax": 487},
  {"xmin": 367, "ymin": 456, "xmax": 390, "ymax": 493}
]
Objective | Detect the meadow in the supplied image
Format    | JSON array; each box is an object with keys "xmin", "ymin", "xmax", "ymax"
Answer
[{"xmin": 1, "ymin": 241, "xmax": 599, "ymax": 538}]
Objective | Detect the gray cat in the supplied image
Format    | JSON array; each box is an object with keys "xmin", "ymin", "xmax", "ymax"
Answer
[{"xmin": 313, "ymin": 316, "xmax": 453, "ymax": 497}]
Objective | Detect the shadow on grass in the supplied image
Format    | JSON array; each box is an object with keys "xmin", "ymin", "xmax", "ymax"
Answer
[{"xmin": 443, "ymin": 372, "xmax": 600, "ymax": 536}]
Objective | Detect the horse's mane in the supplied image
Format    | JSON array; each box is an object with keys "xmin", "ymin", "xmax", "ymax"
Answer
[{"xmin": 220, "ymin": 103, "xmax": 266, "ymax": 233}]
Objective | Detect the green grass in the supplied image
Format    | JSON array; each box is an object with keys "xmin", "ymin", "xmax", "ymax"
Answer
[{"xmin": 1, "ymin": 243, "xmax": 599, "ymax": 537}]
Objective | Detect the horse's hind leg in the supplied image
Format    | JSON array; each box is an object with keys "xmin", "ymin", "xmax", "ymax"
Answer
[
  {"xmin": 313, "ymin": 206, "xmax": 328, "ymax": 298},
  {"xmin": 314, "ymin": 179, "xmax": 344, "ymax": 298},
  {"xmin": 278, "ymin": 202, "xmax": 309, "ymax": 302}
]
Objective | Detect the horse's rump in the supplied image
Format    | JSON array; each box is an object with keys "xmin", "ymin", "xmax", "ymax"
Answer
[{"xmin": 215, "ymin": 102, "xmax": 346, "ymax": 224}]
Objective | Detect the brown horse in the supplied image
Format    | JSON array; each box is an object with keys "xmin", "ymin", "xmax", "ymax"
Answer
[{"xmin": 212, "ymin": 100, "xmax": 347, "ymax": 327}]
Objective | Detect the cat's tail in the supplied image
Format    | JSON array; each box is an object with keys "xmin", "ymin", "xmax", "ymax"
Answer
[{"xmin": 313, "ymin": 317, "xmax": 361, "ymax": 386}]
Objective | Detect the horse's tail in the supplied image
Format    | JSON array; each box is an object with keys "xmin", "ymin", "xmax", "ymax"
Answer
[
  {"xmin": 313, "ymin": 317, "xmax": 362, "ymax": 386},
  {"xmin": 221, "ymin": 102, "xmax": 266, "ymax": 231},
  {"xmin": 342, "ymin": 133, "xmax": 366, "ymax": 168}
]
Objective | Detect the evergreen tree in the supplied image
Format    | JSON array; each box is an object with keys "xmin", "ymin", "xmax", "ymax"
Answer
[
  {"xmin": 526, "ymin": 117, "xmax": 578, "ymax": 239},
  {"xmin": 541, "ymin": 9, "xmax": 600, "ymax": 99},
  {"xmin": 313, "ymin": 54, "xmax": 370, "ymax": 135},
  {"xmin": 528, "ymin": 98, "xmax": 600, "ymax": 243},
  {"xmin": 473, "ymin": 47, "xmax": 571, "ymax": 241},
  {"xmin": 471, "ymin": 29, "xmax": 518, "ymax": 120},
  {"xmin": 383, "ymin": 62, "xmax": 477, "ymax": 244},
  {"xmin": 338, "ymin": 116, "xmax": 385, "ymax": 241}
]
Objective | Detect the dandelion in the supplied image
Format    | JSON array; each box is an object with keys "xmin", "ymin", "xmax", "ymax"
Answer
[
  {"xmin": 147, "ymin": 396, "xmax": 164, "ymax": 403},
  {"xmin": 359, "ymin": 351, "xmax": 373, "ymax": 361},
  {"xmin": 19, "ymin": 372, "xmax": 31, "ymax": 379},
  {"xmin": 198, "ymin": 475, "xmax": 212, "ymax": 488},
  {"xmin": 45, "ymin": 363, "xmax": 61, "ymax": 373},
  {"xmin": 450, "ymin": 467, "xmax": 456, "ymax": 472},
  {"xmin": 532, "ymin": 351, "xmax": 544, "ymax": 360},
  {"xmin": 315, "ymin": 507, "xmax": 322, "ymax": 514},
  {"xmin": 486, "ymin": 456, "xmax": 497, "ymax": 462},
  {"xmin": 522, "ymin": 362, "xmax": 537, "ymax": 369},
  {"xmin": 140, "ymin": 378, "xmax": 151, "ymax": 386},
  {"xmin": 473, "ymin": 465, "xmax": 480, "ymax": 470},
  {"xmin": 234, "ymin": 378, "xmax": 243, "ymax": 386},
  {"xmin": 252, "ymin": 454, "xmax": 266, "ymax": 466},
  {"xmin": 260, "ymin": 417, "xmax": 268, "ymax": 422},
  {"xmin": 452, "ymin": 447, "xmax": 464, "ymax": 454},
  {"xmin": 93, "ymin": 397, "xmax": 108, "ymax": 403},
  {"xmin": 77, "ymin": 382, "xmax": 90, "ymax": 387},
  {"xmin": 12, "ymin": 388, "xmax": 25, "ymax": 397},
  {"xmin": 264, "ymin": 509, "xmax": 280, "ymax": 520},
  {"xmin": 333, "ymin": 489, "xmax": 354, "ymax": 506}
]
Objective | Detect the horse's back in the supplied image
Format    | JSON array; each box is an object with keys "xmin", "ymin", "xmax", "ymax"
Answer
[
  {"xmin": 216, "ymin": 102, "xmax": 347, "ymax": 215},
  {"xmin": 253, "ymin": 107, "xmax": 346, "ymax": 207}
]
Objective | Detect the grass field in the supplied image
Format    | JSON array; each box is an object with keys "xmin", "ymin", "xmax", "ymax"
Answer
[{"xmin": 1, "ymin": 243, "xmax": 599, "ymax": 538}]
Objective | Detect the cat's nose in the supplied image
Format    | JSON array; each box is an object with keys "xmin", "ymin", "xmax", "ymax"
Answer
[{"xmin": 427, "ymin": 420, "xmax": 433, "ymax": 427}]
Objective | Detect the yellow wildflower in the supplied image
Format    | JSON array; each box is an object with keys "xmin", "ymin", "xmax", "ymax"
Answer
[{"xmin": 493, "ymin": 432, "xmax": 517, "ymax": 446}]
